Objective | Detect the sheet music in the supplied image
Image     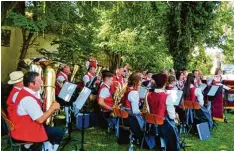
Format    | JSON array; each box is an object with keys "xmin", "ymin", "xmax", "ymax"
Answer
[
  {"xmin": 167, "ymin": 90, "xmax": 183, "ymax": 106},
  {"xmin": 222, "ymin": 84, "xmax": 231, "ymax": 91},
  {"xmin": 58, "ymin": 82, "xmax": 77, "ymax": 102},
  {"xmin": 139, "ymin": 87, "xmax": 148, "ymax": 99},
  {"xmin": 199, "ymin": 83, "xmax": 207, "ymax": 92},
  {"xmin": 207, "ymin": 85, "xmax": 219, "ymax": 96},
  {"xmin": 74, "ymin": 87, "xmax": 92, "ymax": 109}
]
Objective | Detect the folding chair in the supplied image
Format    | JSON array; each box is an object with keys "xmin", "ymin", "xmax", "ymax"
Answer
[
  {"xmin": 141, "ymin": 113, "xmax": 164, "ymax": 150},
  {"xmin": 112, "ymin": 107, "xmax": 134, "ymax": 151},
  {"xmin": 180, "ymin": 101, "xmax": 200, "ymax": 151},
  {"xmin": 1, "ymin": 110, "xmax": 43, "ymax": 151}
]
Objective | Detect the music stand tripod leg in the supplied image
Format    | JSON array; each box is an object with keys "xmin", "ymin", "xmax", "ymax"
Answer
[{"xmin": 60, "ymin": 105, "xmax": 80, "ymax": 151}]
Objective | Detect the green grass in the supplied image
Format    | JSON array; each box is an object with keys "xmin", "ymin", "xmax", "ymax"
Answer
[{"xmin": 1, "ymin": 113, "xmax": 234, "ymax": 151}]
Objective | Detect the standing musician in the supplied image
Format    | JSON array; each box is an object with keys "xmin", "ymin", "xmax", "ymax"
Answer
[
  {"xmin": 9, "ymin": 72, "xmax": 63, "ymax": 151},
  {"xmin": 146, "ymin": 73, "xmax": 180, "ymax": 151},
  {"xmin": 97, "ymin": 71, "xmax": 116, "ymax": 129},
  {"xmin": 213, "ymin": 68, "xmax": 223, "ymax": 85},
  {"xmin": 85, "ymin": 53, "xmax": 98, "ymax": 70},
  {"xmin": 183, "ymin": 73, "xmax": 213, "ymax": 128},
  {"xmin": 6, "ymin": 71, "xmax": 24, "ymax": 117},
  {"xmin": 175, "ymin": 71, "xmax": 185, "ymax": 90}
]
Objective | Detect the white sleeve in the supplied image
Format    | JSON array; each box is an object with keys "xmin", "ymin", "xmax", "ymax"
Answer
[
  {"xmin": 166, "ymin": 94, "xmax": 176, "ymax": 119},
  {"xmin": 17, "ymin": 96, "xmax": 43, "ymax": 121},
  {"xmin": 12, "ymin": 92, "xmax": 19, "ymax": 103},
  {"xmin": 57, "ymin": 75, "xmax": 65, "ymax": 82},
  {"xmin": 195, "ymin": 88, "xmax": 204, "ymax": 106},
  {"xmin": 128, "ymin": 91, "xmax": 140, "ymax": 114},
  {"xmin": 99, "ymin": 88, "xmax": 110, "ymax": 99},
  {"xmin": 86, "ymin": 61, "xmax": 90, "ymax": 70},
  {"xmin": 83, "ymin": 75, "xmax": 90, "ymax": 85}
]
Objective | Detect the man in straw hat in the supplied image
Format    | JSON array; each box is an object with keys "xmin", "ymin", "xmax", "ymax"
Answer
[
  {"xmin": 85, "ymin": 53, "xmax": 98, "ymax": 70},
  {"xmin": 6, "ymin": 71, "xmax": 24, "ymax": 116}
]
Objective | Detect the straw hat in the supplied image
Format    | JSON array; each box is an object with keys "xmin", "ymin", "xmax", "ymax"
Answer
[{"xmin": 8, "ymin": 71, "xmax": 24, "ymax": 84}]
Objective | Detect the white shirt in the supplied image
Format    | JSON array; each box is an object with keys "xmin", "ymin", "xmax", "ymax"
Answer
[
  {"xmin": 82, "ymin": 72, "xmax": 93, "ymax": 85},
  {"xmin": 12, "ymin": 87, "xmax": 21, "ymax": 103},
  {"xmin": 153, "ymin": 89, "xmax": 176, "ymax": 120},
  {"xmin": 99, "ymin": 84, "xmax": 111, "ymax": 99},
  {"xmin": 17, "ymin": 87, "xmax": 43, "ymax": 121},
  {"xmin": 128, "ymin": 90, "xmax": 140, "ymax": 114},
  {"xmin": 190, "ymin": 84, "xmax": 204, "ymax": 106}
]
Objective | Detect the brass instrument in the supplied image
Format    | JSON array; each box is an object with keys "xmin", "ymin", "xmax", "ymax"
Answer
[
  {"xmin": 141, "ymin": 90, "xmax": 150, "ymax": 113},
  {"xmin": 70, "ymin": 64, "xmax": 79, "ymax": 82},
  {"xmin": 42, "ymin": 61, "xmax": 58, "ymax": 126},
  {"xmin": 111, "ymin": 83, "xmax": 128, "ymax": 117}
]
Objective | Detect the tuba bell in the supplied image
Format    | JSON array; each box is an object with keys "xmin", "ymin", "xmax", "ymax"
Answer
[{"xmin": 41, "ymin": 61, "xmax": 58, "ymax": 126}]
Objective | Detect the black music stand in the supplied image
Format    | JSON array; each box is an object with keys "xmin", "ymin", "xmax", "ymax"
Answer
[
  {"xmin": 58, "ymin": 82, "xmax": 80, "ymax": 151},
  {"xmin": 72, "ymin": 76, "xmax": 97, "ymax": 151},
  {"xmin": 223, "ymin": 84, "xmax": 231, "ymax": 123}
]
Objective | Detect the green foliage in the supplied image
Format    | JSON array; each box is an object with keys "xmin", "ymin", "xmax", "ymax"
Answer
[
  {"xmin": 167, "ymin": 2, "xmax": 220, "ymax": 70},
  {"xmin": 188, "ymin": 45, "xmax": 213, "ymax": 75},
  {"xmin": 4, "ymin": 1, "xmax": 233, "ymax": 74}
]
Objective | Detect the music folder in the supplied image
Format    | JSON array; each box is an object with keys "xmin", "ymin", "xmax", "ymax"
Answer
[
  {"xmin": 58, "ymin": 82, "xmax": 77, "ymax": 102},
  {"xmin": 196, "ymin": 122, "xmax": 211, "ymax": 141},
  {"xmin": 221, "ymin": 84, "xmax": 231, "ymax": 91},
  {"xmin": 139, "ymin": 86, "xmax": 148, "ymax": 99},
  {"xmin": 167, "ymin": 90, "xmax": 183, "ymax": 106},
  {"xmin": 207, "ymin": 85, "xmax": 220, "ymax": 97},
  {"xmin": 74, "ymin": 87, "xmax": 92, "ymax": 110},
  {"xmin": 199, "ymin": 83, "xmax": 207, "ymax": 92}
]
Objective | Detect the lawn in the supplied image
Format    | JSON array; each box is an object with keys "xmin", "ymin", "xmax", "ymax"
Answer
[{"xmin": 1, "ymin": 112, "xmax": 234, "ymax": 151}]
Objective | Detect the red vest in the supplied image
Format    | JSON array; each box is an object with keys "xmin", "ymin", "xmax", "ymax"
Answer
[
  {"xmin": 10, "ymin": 88, "xmax": 48, "ymax": 142},
  {"xmin": 85, "ymin": 72, "xmax": 93, "ymax": 81},
  {"xmin": 166, "ymin": 85, "xmax": 173, "ymax": 90},
  {"xmin": 89, "ymin": 60, "xmax": 97, "ymax": 68},
  {"xmin": 97, "ymin": 84, "xmax": 114, "ymax": 112},
  {"xmin": 147, "ymin": 92, "xmax": 168, "ymax": 118},
  {"xmin": 7, "ymin": 87, "xmax": 21, "ymax": 119},
  {"xmin": 113, "ymin": 75, "xmax": 124, "ymax": 87},
  {"xmin": 121, "ymin": 89, "xmax": 135, "ymax": 109},
  {"xmin": 55, "ymin": 72, "xmax": 68, "ymax": 95},
  {"xmin": 189, "ymin": 87, "xmax": 197, "ymax": 102}
]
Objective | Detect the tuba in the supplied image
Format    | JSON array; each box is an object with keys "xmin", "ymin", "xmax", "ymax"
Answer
[
  {"xmin": 41, "ymin": 61, "xmax": 58, "ymax": 126},
  {"xmin": 70, "ymin": 64, "xmax": 79, "ymax": 82}
]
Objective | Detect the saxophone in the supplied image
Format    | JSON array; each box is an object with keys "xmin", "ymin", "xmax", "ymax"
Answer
[{"xmin": 42, "ymin": 61, "xmax": 58, "ymax": 126}]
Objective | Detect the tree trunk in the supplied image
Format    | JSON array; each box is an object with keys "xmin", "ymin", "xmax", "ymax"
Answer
[{"xmin": 17, "ymin": 29, "xmax": 34, "ymax": 70}]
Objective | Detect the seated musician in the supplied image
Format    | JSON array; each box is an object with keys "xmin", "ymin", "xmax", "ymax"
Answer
[
  {"xmin": 175, "ymin": 71, "xmax": 185, "ymax": 90},
  {"xmin": 183, "ymin": 73, "xmax": 213, "ymax": 128},
  {"xmin": 6, "ymin": 71, "xmax": 24, "ymax": 117},
  {"xmin": 55, "ymin": 65, "xmax": 71, "ymax": 132},
  {"xmin": 97, "ymin": 71, "xmax": 116, "ymax": 129},
  {"xmin": 147, "ymin": 73, "xmax": 180, "ymax": 151},
  {"xmin": 83, "ymin": 66, "xmax": 96, "ymax": 86},
  {"xmin": 193, "ymin": 69, "xmax": 202, "ymax": 87},
  {"xmin": 166, "ymin": 75, "xmax": 178, "ymax": 90},
  {"xmin": 142, "ymin": 70, "xmax": 153, "ymax": 88},
  {"xmin": 110, "ymin": 67, "xmax": 125, "ymax": 95},
  {"xmin": 121, "ymin": 73, "xmax": 145, "ymax": 140},
  {"xmin": 9, "ymin": 72, "xmax": 63, "ymax": 151}
]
